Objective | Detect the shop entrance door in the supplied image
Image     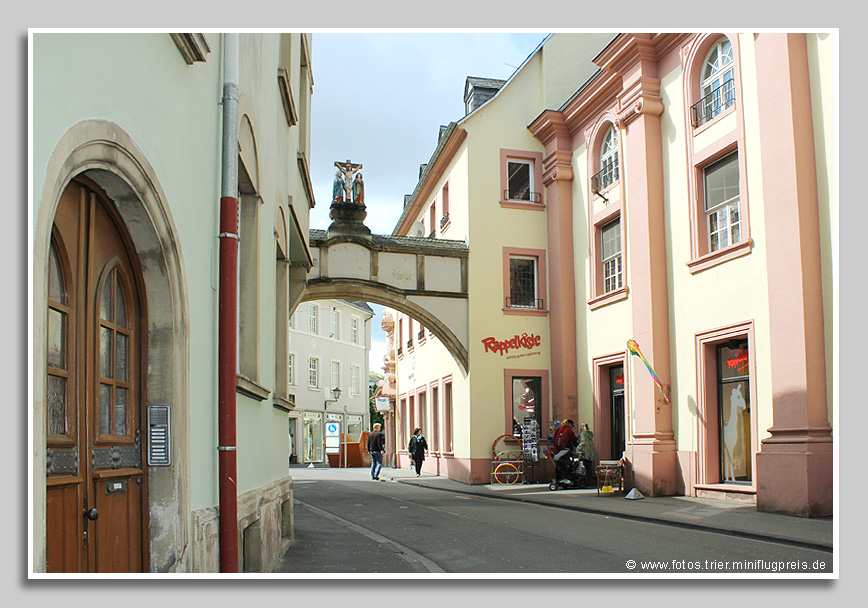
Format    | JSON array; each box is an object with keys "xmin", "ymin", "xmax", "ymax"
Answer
[
  {"xmin": 45, "ymin": 178, "xmax": 146, "ymax": 572},
  {"xmin": 609, "ymin": 366, "xmax": 626, "ymax": 460}
]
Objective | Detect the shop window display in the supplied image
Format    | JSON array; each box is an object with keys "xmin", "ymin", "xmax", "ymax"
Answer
[{"xmin": 717, "ymin": 340, "xmax": 751, "ymax": 482}]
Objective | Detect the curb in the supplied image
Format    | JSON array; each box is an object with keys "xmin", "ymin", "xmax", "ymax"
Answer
[{"xmin": 390, "ymin": 476, "xmax": 833, "ymax": 554}]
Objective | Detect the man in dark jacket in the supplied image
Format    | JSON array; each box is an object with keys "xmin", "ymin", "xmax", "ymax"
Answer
[
  {"xmin": 367, "ymin": 423, "xmax": 386, "ymax": 480},
  {"xmin": 552, "ymin": 420, "xmax": 578, "ymax": 481}
]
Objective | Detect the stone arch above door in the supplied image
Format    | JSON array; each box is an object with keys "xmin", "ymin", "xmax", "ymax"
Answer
[{"xmin": 34, "ymin": 119, "xmax": 190, "ymax": 573}]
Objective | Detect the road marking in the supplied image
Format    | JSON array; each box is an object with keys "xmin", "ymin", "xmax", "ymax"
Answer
[{"xmin": 295, "ymin": 499, "xmax": 445, "ymax": 573}]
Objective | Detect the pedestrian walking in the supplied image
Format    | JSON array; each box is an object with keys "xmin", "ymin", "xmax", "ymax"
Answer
[
  {"xmin": 367, "ymin": 422, "xmax": 386, "ymax": 480},
  {"xmin": 408, "ymin": 427, "xmax": 428, "ymax": 477}
]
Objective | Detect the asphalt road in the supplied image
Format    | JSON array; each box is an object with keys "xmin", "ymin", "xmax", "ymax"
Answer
[{"xmin": 272, "ymin": 472, "xmax": 832, "ymax": 576}]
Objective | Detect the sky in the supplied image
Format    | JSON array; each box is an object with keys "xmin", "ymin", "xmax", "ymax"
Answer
[{"xmin": 306, "ymin": 32, "xmax": 550, "ymax": 373}]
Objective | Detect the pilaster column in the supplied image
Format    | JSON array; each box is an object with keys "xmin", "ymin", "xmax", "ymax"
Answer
[
  {"xmin": 615, "ymin": 40, "xmax": 676, "ymax": 496},
  {"xmin": 753, "ymin": 33, "xmax": 832, "ymax": 516},
  {"xmin": 542, "ymin": 147, "xmax": 579, "ymax": 423},
  {"xmin": 529, "ymin": 111, "xmax": 578, "ymax": 423}
]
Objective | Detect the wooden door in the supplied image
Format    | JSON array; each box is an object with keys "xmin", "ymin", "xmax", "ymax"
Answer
[{"xmin": 45, "ymin": 178, "xmax": 147, "ymax": 573}]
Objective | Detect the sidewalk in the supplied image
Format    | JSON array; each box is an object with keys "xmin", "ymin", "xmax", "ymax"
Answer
[{"xmin": 296, "ymin": 465, "xmax": 833, "ymax": 552}]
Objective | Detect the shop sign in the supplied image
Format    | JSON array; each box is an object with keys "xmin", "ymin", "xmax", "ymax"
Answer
[
  {"xmin": 374, "ymin": 397, "xmax": 392, "ymax": 412},
  {"xmin": 481, "ymin": 333, "xmax": 542, "ymax": 357},
  {"xmin": 726, "ymin": 351, "xmax": 749, "ymax": 374}
]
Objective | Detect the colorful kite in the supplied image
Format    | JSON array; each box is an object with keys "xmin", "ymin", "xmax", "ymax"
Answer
[{"xmin": 626, "ymin": 339, "xmax": 669, "ymax": 403}]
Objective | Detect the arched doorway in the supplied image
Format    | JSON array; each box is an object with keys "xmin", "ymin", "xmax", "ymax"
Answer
[
  {"xmin": 34, "ymin": 120, "xmax": 191, "ymax": 573},
  {"xmin": 45, "ymin": 176, "xmax": 148, "ymax": 572}
]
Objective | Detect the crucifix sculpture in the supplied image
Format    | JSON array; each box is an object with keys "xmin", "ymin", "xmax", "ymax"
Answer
[
  {"xmin": 333, "ymin": 159, "xmax": 364, "ymax": 204},
  {"xmin": 328, "ymin": 159, "xmax": 370, "ymax": 237}
]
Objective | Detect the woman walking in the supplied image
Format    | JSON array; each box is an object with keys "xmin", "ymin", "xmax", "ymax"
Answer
[{"xmin": 408, "ymin": 427, "xmax": 428, "ymax": 477}]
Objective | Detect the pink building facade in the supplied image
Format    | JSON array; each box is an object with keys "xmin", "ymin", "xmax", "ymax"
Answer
[
  {"xmin": 528, "ymin": 32, "xmax": 833, "ymax": 516},
  {"xmin": 392, "ymin": 32, "xmax": 834, "ymax": 517}
]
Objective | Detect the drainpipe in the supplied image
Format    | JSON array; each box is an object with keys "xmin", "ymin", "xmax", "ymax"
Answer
[{"xmin": 217, "ymin": 32, "xmax": 240, "ymax": 573}]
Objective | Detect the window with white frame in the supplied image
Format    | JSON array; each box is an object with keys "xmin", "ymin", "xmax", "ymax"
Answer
[
  {"xmin": 308, "ymin": 304, "xmax": 318, "ymax": 334},
  {"xmin": 696, "ymin": 37, "xmax": 735, "ymax": 126},
  {"xmin": 288, "ymin": 353, "xmax": 296, "ymax": 386},
  {"xmin": 330, "ymin": 308, "xmax": 340, "ymax": 340},
  {"xmin": 289, "ymin": 311, "xmax": 296, "ymax": 329},
  {"xmin": 506, "ymin": 159, "xmax": 533, "ymax": 202},
  {"xmin": 601, "ymin": 219, "xmax": 623, "ymax": 293},
  {"xmin": 331, "ymin": 361, "xmax": 341, "ymax": 392},
  {"xmin": 308, "ymin": 357, "xmax": 319, "ymax": 388},
  {"xmin": 509, "ymin": 256, "xmax": 539, "ymax": 309},
  {"xmin": 350, "ymin": 317, "xmax": 359, "ymax": 345},
  {"xmin": 351, "ymin": 366, "xmax": 361, "ymax": 395},
  {"xmin": 597, "ymin": 126, "xmax": 620, "ymax": 191},
  {"xmin": 704, "ymin": 153, "xmax": 741, "ymax": 252}
]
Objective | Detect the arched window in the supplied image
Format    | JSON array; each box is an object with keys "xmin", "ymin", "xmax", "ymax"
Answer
[
  {"xmin": 599, "ymin": 126, "xmax": 619, "ymax": 189},
  {"xmin": 47, "ymin": 236, "xmax": 71, "ymax": 437},
  {"xmin": 97, "ymin": 265, "xmax": 133, "ymax": 437},
  {"xmin": 694, "ymin": 37, "xmax": 735, "ymax": 126}
]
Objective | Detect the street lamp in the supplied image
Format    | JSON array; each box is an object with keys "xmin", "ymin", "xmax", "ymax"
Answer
[
  {"xmin": 324, "ymin": 387, "xmax": 343, "ymax": 468},
  {"xmin": 324, "ymin": 386, "xmax": 342, "ymax": 408}
]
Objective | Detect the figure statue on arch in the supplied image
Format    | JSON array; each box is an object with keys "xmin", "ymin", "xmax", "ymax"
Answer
[
  {"xmin": 332, "ymin": 169, "xmax": 347, "ymax": 203},
  {"xmin": 333, "ymin": 159, "xmax": 363, "ymax": 204},
  {"xmin": 352, "ymin": 172, "xmax": 364, "ymax": 205}
]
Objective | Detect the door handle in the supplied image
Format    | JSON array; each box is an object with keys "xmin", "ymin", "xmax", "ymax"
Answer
[{"xmin": 84, "ymin": 507, "xmax": 99, "ymax": 521}]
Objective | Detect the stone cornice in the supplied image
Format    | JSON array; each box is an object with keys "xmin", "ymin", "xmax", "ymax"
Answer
[
  {"xmin": 594, "ymin": 33, "xmax": 658, "ymax": 76},
  {"xmin": 527, "ymin": 110, "xmax": 570, "ymax": 148},
  {"xmin": 594, "ymin": 32, "xmax": 692, "ymax": 75},
  {"xmin": 559, "ymin": 69, "xmax": 623, "ymax": 135}
]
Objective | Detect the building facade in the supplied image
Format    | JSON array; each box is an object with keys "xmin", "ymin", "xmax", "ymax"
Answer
[
  {"xmin": 287, "ymin": 299, "xmax": 373, "ymax": 465},
  {"xmin": 31, "ymin": 32, "xmax": 316, "ymax": 573},
  {"xmin": 391, "ymin": 32, "xmax": 835, "ymax": 517}
]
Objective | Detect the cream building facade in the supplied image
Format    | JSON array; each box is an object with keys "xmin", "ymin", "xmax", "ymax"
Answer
[
  {"xmin": 31, "ymin": 32, "xmax": 316, "ymax": 573},
  {"xmin": 391, "ymin": 32, "xmax": 835, "ymax": 517},
  {"xmin": 287, "ymin": 299, "xmax": 373, "ymax": 465}
]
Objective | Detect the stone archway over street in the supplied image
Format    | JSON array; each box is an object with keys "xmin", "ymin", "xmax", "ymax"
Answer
[
  {"xmin": 292, "ymin": 162, "xmax": 470, "ymax": 373},
  {"xmin": 302, "ymin": 228, "xmax": 469, "ymax": 373}
]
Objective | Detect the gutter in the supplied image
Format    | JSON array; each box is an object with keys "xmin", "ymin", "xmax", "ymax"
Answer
[{"xmin": 217, "ymin": 32, "xmax": 240, "ymax": 573}]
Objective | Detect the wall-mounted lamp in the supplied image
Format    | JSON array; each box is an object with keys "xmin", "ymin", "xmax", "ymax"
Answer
[{"xmin": 324, "ymin": 387, "xmax": 342, "ymax": 408}]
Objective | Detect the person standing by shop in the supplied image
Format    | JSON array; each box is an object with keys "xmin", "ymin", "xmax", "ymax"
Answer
[
  {"xmin": 577, "ymin": 422, "xmax": 596, "ymax": 487},
  {"xmin": 552, "ymin": 419, "xmax": 578, "ymax": 482},
  {"xmin": 367, "ymin": 423, "xmax": 386, "ymax": 480},
  {"xmin": 408, "ymin": 428, "xmax": 428, "ymax": 477}
]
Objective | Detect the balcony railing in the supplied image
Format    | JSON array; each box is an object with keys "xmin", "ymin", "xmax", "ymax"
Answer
[
  {"xmin": 503, "ymin": 190, "xmax": 542, "ymax": 203},
  {"xmin": 505, "ymin": 297, "xmax": 545, "ymax": 310},
  {"xmin": 591, "ymin": 162, "xmax": 619, "ymax": 195},
  {"xmin": 691, "ymin": 79, "xmax": 736, "ymax": 127},
  {"xmin": 418, "ymin": 329, "xmax": 425, "ymax": 340},
  {"xmin": 407, "ymin": 339, "xmax": 413, "ymax": 350}
]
